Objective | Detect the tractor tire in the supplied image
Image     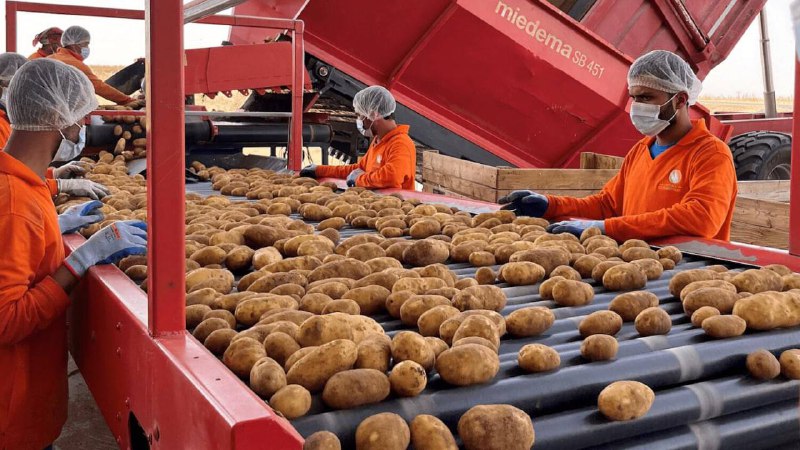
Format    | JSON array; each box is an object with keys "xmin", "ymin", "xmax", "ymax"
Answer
[{"xmin": 728, "ymin": 131, "xmax": 792, "ymax": 180}]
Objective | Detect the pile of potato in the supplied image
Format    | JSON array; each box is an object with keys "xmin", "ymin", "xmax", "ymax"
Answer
[{"xmin": 98, "ymin": 105, "xmax": 148, "ymax": 161}]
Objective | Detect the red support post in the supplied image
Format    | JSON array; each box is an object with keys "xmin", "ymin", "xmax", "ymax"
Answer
[
  {"xmin": 288, "ymin": 22, "xmax": 305, "ymax": 171},
  {"xmin": 145, "ymin": 0, "xmax": 186, "ymax": 336},
  {"xmin": 6, "ymin": 1, "xmax": 17, "ymax": 52},
  {"xmin": 791, "ymin": 58, "xmax": 800, "ymax": 256}
]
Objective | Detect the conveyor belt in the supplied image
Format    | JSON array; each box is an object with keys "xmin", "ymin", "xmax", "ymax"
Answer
[{"xmin": 184, "ymin": 182, "xmax": 800, "ymax": 449}]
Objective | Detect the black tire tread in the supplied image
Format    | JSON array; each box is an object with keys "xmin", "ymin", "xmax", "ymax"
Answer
[{"xmin": 728, "ymin": 131, "xmax": 792, "ymax": 180}]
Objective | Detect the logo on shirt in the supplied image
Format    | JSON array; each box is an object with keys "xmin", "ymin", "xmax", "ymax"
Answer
[
  {"xmin": 669, "ymin": 169, "xmax": 682, "ymax": 184},
  {"xmin": 376, "ymin": 154, "xmax": 382, "ymax": 164}
]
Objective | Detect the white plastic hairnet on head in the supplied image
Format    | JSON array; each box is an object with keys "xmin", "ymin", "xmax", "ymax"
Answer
[
  {"xmin": 8, "ymin": 59, "xmax": 97, "ymax": 131},
  {"xmin": 353, "ymin": 85, "xmax": 396, "ymax": 121},
  {"xmin": 628, "ymin": 50, "xmax": 702, "ymax": 105},
  {"xmin": 0, "ymin": 53, "xmax": 28, "ymax": 87},
  {"xmin": 61, "ymin": 25, "xmax": 91, "ymax": 47}
]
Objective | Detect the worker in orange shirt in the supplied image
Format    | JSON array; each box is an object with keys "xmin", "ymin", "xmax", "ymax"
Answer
[
  {"xmin": 300, "ymin": 86, "xmax": 417, "ymax": 190},
  {"xmin": 0, "ymin": 52, "xmax": 28, "ymax": 145},
  {"xmin": 28, "ymin": 27, "xmax": 63, "ymax": 60},
  {"xmin": 48, "ymin": 25, "xmax": 141, "ymax": 107},
  {"xmin": 500, "ymin": 50, "xmax": 737, "ymax": 242},
  {"xmin": 0, "ymin": 59, "xmax": 147, "ymax": 450}
]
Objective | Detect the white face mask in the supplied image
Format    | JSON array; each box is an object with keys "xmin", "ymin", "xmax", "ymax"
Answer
[
  {"xmin": 80, "ymin": 46, "xmax": 90, "ymax": 60},
  {"xmin": 629, "ymin": 93, "xmax": 678, "ymax": 137},
  {"xmin": 356, "ymin": 118, "xmax": 373, "ymax": 138},
  {"xmin": 54, "ymin": 125, "xmax": 86, "ymax": 162}
]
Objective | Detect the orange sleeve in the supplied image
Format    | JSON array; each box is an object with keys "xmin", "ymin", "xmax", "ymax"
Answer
[
  {"xmin": 544, "ymin": 167, "xmax": 627, "ymax": 220},
  {"xmin": 0, "ymin": 214, "xmax": 70, "ymax": 345},
  {"xmin": 356, "ymin": 140, "xmax": 415, "ymax": 189},
  {"xmin": 314, "ymin": 160, "xmax": 365, "ymax": 179},
  {"xmin": 0, "ymin": 112, "xmax": 11, "ymax": 148},
  {"xmin": 604, "ymin": 147, "xmax": 737, "ymax": 241},
  {"xmin": 71, "ymin": 59, "xmax": 133, "ymax": 105}
]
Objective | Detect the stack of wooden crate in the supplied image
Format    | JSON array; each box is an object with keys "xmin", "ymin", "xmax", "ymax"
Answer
[{"xmin": 421, "ymin": 151, "xmax": 791, "ymax": 249}]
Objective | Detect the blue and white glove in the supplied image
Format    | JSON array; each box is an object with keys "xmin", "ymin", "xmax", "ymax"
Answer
[
  {"xmin": 58, "ymin": 200, "xmax": 105, "ymax": 234},
  {"xmin": 547, "ymin": 220, "xmax": 605, "ymax": 238},
  {"xmin": 57, "ymin": 179, "xmax": 110, "ymax": 200},
  {"xmin": 299, "ymin": 164, "xmax": 317, "ymax": 178},
  {"xmin": 498, "ymin": 190, "xmax": 549, "ymax": 217},
  {"xmin": 65, "ymin": 220, "xmax": 148, "ymax": 277},
  {"xmin": 346, "ymin": 168, "xmax": 365, "ymax": 187}
]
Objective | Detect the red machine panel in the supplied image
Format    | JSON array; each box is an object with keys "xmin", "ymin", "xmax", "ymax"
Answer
[{"xmin": 230, "ymin": 0, "xmax": 740, "ymax": 168}]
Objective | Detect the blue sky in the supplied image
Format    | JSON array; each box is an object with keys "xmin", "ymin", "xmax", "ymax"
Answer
[{"xmin": 0, "ymin": 0, "xmax": 796, "ymax": 98}]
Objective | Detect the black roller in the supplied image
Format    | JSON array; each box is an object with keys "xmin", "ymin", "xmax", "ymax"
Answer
[{"xmin": 211, "ymin": 122, "xmax": 331, "ymax": 146}]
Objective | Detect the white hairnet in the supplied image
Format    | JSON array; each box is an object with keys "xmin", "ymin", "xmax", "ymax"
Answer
[
  {"xmin": 8, "ymin": 59, "xmax": 97, "ymax": 131},
  {"xmin": 0, "ymin": 53, "xmax": 28, "ymax": 87},
  {"xmin": 353, "ymin": 85, "xmax": 396, "ymax": 121},
  {"xmin": 628, "ymin": 50, "xmax": 702, "ymax": 105},
  {"xmin": 61, "ymin": 25, "xmax": 91, "ymax": 47}
]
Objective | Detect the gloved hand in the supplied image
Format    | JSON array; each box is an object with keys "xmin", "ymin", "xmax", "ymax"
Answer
[
  {"xmin": 546, "ymin": 220, "xmax": 605, "ymax": 238},
  {"xmin": 65, "ymin": 220, "xmax": 147, "ymax": 277},
  {"xmin": 57, "ymin": 179, "xmax": 110, "ymax": 200},
  {"xmin": 299, "ymin": 164, "xmax": 317, "ymax": 178},
  {"xmin": 58, "ymin": 200, "xmax": 105, "ymax": 234},
  {"xmin": 124, "ymin": 98, "xmax": 145, "ymax": 109},
  {"xmin": 346, "ymin": 168, "xmax": 365, "ymax": 187},
  {"xmin": 53, "ymin": 161, "xmax": 88, "ymax": 179},
  {"xmin": 498, "ymin": 190, "xmax": 549, "ymax": 217}
]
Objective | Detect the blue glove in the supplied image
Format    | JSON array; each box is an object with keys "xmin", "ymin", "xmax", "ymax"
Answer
[
  {"xmin": 65, "ymin": 220, "xmax": 148, "ymax": 277},
  {"xmin": 546, "ymin": 220, "xmax": 605, "ymax": 238},
  {"xmin": 498, "ymin": 190, "xmax": 549, "ymax": 217},
  {"xmin": 299, "ymin": 164, "xmax": 317, "ymax": 178},
  {"xmin": 58, "ymin": 200, "xmax": 105, "ymax": 234},
  {"xmin": 346, "ymin": 168, "xmax": 365, "ymax": 187}
]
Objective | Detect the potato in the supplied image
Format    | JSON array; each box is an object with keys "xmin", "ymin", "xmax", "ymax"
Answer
[
  {"xmin": 389, "ymin": 360, "xmax": 428, "ymax": 397},
  {"xmin": 249, "ymin": 357, "xmax": 287, "ymax": 398},
  {"xmin": 403, "ymin": 239, "xmax": 450, "ymax": 267},
  {"xmin": 243, "ymin": 225, "xmax": 298, "ymax": 248},
  {"xmin": 356, "ymin": 337, "xmax": 392, "ymax": 372},
  {"xmin": 236, "ymin": 296, "xmax": 298, "ymax": 327},
  {"xmin": 224, "ymin": 245, "xmax": 254, "ymax": 272},
  {"xmin": 435, "ymin": 344, "xmax": 499, "ymax": 386},
  {"xmin": 679, "ymin": 279, "xmax": 737, "ymax": 302},
  {"xmin": 783, "ymin": 274, "xmax": 800, "ymax": 291},
  {"xmin": 469, "ymin": 251, "xmax": 496, "ymax": 267},
  {"xmin": 269, "ymin": 384, "xmax": 311, "ymax": 419},
  {"xmin": 317, "ymin": 217, "xmax": 346, "ymax": 231},
  {"xmin": 303, "ymin": 431, "xmax": 341, "ymax": 450},
  {"xmin": 426, "ymin": 287, "xmax": 459, "ymax": 300},
  {"xmin": 518, "ymin": 343, "xmax": 560, "ymax": 372},
  {"xmin": 308, "ymin": 259, "xmax": 371, "ymax": 283},
  {"xmin": 297, "ymin": 293, "xmax": 332, "ymax": 315},
  {"xmin": 552, "ymin": 279, "xmax": 594, "ymax": 306},
  {"xmin": 346, "ymin": 243, "xmax": 386, "ymax": 262},
  {"xmin": 209, "ymin": 291, "xmax": 256, "ymax": 312},
  {"xmin": 608, "ymin": 291, "xmax": 658, "ymax": 322},
  {"xmin": 745, "ymin": 349, "xmax": 780, "ymax": 380},
  {"xmin": 503, "ymin": 306, "xmax": 553, "ymax": 338},
  {"xmin": 296, "ymin": 315, "xmax": 354, "ymax": 347},
  {"xmin": 656, "ymin": 246, "xmax": 682, "ymax": 264},
  {"xmin": 549, "ymin": 265, "xmax": 581, "ymax": 281},
  {"xmin": 322, "ymin": 298, "xmax": 360, "ymax": 315},
  {"xmin": 630, "ymin": 258, "xmax": 663, "ymax": 281},
  {"xmin": 270, "ymin": 284, "xmax": 305, "ymax": 298},
  {"xmin": 498, "ymin": 262, "xmax": 546, "ymax": 286},
  {"xmin": 602, "ymin": 263, "xmax": 647, "ymax": 291},
  {"xmin": 509, "ymin": 247, "xmax": 570, "ymax": 275},
  {"xmin": 252, "ymin": 247, "xmax": 283, "ymax": 270},
  {"xmin": 124, "ymin": 265, "xmax": 148, "ymax": 280},
  {"xmin": 683, "ymin": 287, "xmax": 739, "ymax": 315},
  {"xmin": 779, "ymin": 349, "xmax": 800, "ymax": 379},
  {"xmin": 186, "ymin": 267, "xmax": 234, "ymax": 294},
  {"xmin": 203, "ymin": 328, "xmax": 237, "ymax": 356},
  {"xmin": 223, "ymin": 337, "xmax": 267, "ymax": 378},
  {"xmin": 425, "ymin": 336, "xmax": 449, "ymax": 358},
  {"xmin": 701, "ymin": 315, "xmax": 746, "ymax": 339},
  {"xmin": 322, "ymin": 368, "xmax": 390, "ymax": 410},
  {"xmin": 691, "ymin": 306, "xmax": 720, "ymax": 327},
  {"xmin": 591, "ymin": 260, "xmax": 624, "ymax": 282},
  {"xmin": 454, "ymin": 277, "xmax": 478, "ymax": 289},
  {"xmin": 668, "ymin": 269, "xmax": 719, "ymax": 298},
  {"xmin": 453, "ymin": 315, "xmax": 499, "ymax": 349},
  {"xmin": 307, "ymin": 281, "xmax": 350, "ymax": 299},
  {"xmin": 452, "ymin": 285, "xmax": 507, "ymax": 312},
  {"xmin": 400, "ymin": 295, "xmax": 451, "ymax": 326},
  {"xmin": 458, "ymin": 404, "xmax": 534, "ymax": 450},
  {"xmin": 622, "ymin": 247, "xmax": 658, "ymax": 262},
  {"xmin": 192, "ymin": 317, "xmax": 230, "ymax": 343},
  {"xmin": 579, "ymin": 310, "xmax": 623, "ymax": 337},
  {"xmin": 732, "ymin": 291, "xmax": 800, "ymax": 330},
  {"xmin": 355, "ymin": 413, "xmax": 410, "ymax": 450},
  {"xmin": 731, "ymin": 269, "xmax": 783, "ymax": 293},
  {"xmin": 410, "ymin": 415, "xmax": 457, "ymax": 450},
  {"xmin": 536, "ymin": 276, "xmax": 563, "ymax": 301},
  {"xmin": 634, "ymin": 307, "xmax": 671, "ymax": 336},
  {"xmin": 410, "ymin": 220, "xmax": 442, "ymax": 239},
  {"xmin": 580, "ymin": 334, "xmax": 618, "ymax": 361},
  {"xmin": 203, "ymin": 309, "xmax": 236, "ymax": 329},
  {"xmin": 342, "ymin": 285, "xmax": 391, "ymax": 315},
  {"xmin": 597, "ymin": 380, "xmax": 654, "ymax": 421},
  {"xmin": 286, "ymin": 339, "xmax": 358, "ymax": 392},
  {"xmin": 353, "ymin": 271, "xmax": 400, "ymax": 292},
  {"xmin": 392, "ymin": 331, "xmax": 436, "ymax": 372},
  {"xmin": 474, "ymin": 267, "xmax": 496, "ymax": 285},
  {"xmin": 573, "ymin": 255, "xmax": 604, "ymax": 279},
  {"xmin": 659, "ymin": 258, "xmax": 676, "ymax": 271},
  {"xmin": 187, "ymin": 304, "xmax": 212, "ymax": 328}
]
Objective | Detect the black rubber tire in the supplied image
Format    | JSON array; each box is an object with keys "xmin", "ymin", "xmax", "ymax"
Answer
[{"xmin": 728, "ymin": 131, "xmax": 792, "ymax": 180}]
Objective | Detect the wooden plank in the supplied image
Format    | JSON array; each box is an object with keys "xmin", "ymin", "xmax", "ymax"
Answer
[
  {"xmin": 497, "ymin": 168, "xmax": 618, "ymax": 190},
  {"xmin": 733, "ymin": 197, "xmax": 790, "ymax": 231},
  {"xmin": 422, "ymin": 183, "xmax": 476, "ymax": 201},
  {"xmin": 580, "ymin": 152, "xmax": 624, "ymax": 170},
  {"xmin": 730, "ymin": 221, "xmax": 789, "ymax": 250},
  {"xmin": 497, "ymin": 189, "xmax": 600, "ymax": 199},
  {"xmin": 422, "ymin": 152, "xmax": 498, "ymax": 189},
  {"xmin": 422, "ymin": 167, "xmax": 499, "ymax": 202},
  {"xmin": 736, "ymin": 180, "xmax": 791, "ymax": 196}
]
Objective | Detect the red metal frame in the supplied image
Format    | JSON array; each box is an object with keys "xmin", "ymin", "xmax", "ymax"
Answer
[{"xmin": 790, "ymin": 58, "xmax": 800, "ymax": 256}]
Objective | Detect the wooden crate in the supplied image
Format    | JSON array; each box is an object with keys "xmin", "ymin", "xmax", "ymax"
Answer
[
  {"xmin": 422, "ymin": 152, "xmax": 618, "ymax": 202},
  {"xmin": 731, "ymin": 181, "xmax": 790, "ymax": 249}
]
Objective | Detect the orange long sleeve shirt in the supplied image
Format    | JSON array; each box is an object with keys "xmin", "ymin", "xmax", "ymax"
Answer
[
  {"xmin": 0, "ymin": 110, "xmax": 10, "ymax": 149},
  {"xmin": 0, "ymin": 152, "xmax": 70, "ymax": 450},
  {"xmin": 544, "ymin": 120, "xmax": 737, "ymax": 242},
  {"xmin": 27, "ymin": 49, "xmax": 48, "ymax": 60},
  {"xmin": 315, "ymin": 125, "xmax": 417, "ymax": 190},
  {"xmin": 48, "ymin": 48, "xmax": 133, "ymax": 105}
]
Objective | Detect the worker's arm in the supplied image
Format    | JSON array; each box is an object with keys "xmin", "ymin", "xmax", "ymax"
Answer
[
  {"xmin": 314, "ymin": 158, "xmax": 366, "ymax": 179},
  {"xmin": 0, "ymin": 215, "xmax": 72, "ymax": 345},
  {"xmin": 543, "ymin": 169, "xmax": 626, "ymax": 220},
  {"xmin": 45, "ymin": 167, "xmax": 58, "ymax": 197},
  {"xmin": 356, "ymin": 142, "xmax": 415, "ymax": 189},
  {"xmin": 604, "ymin": 148, "xmax": 736, "ymax": 241},
  {"xmin": 71, "ymin": 58, "xmax": 134, "ymax": 105}
]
